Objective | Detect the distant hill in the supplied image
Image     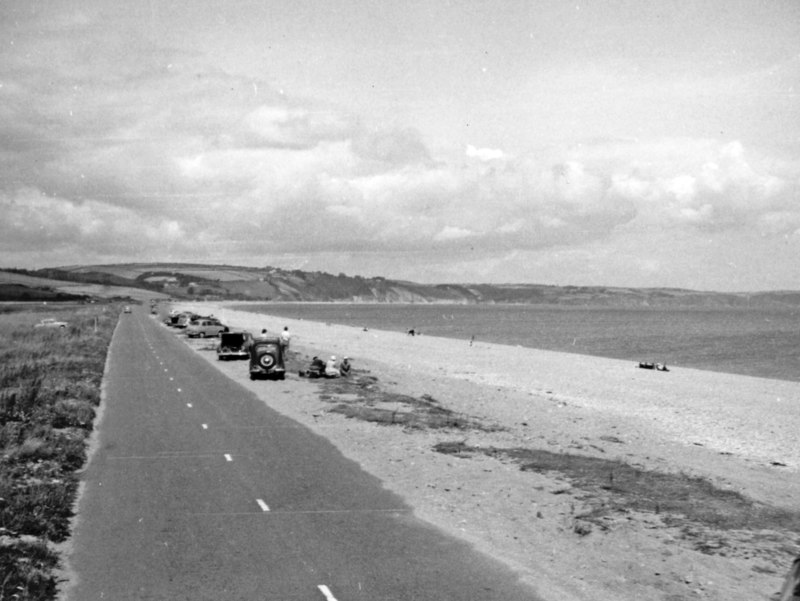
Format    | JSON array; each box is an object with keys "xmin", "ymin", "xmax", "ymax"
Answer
[{"xmin": 2, "ymin": 263, "xmax": 799, "ymax": 308}]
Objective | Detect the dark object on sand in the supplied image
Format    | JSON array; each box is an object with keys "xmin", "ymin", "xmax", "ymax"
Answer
[{"xmin": 638, "ymin": 362, "xmax": 669, "ymax": 371}]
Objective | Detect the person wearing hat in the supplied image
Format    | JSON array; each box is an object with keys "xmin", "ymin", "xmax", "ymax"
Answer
[
  {"xmin": 324, "ymin": 355, "xmax": 340, "ymax": 378},
  {"xmin": 339, "ymin": 356, "xmax": 352, "ymax": 376}
]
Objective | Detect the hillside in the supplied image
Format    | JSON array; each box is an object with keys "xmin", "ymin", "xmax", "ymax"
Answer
[{"xmin": 2, "ymin": 264, "xmax": 799, "ymax": 308}]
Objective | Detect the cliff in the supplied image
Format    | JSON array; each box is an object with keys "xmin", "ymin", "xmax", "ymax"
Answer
[{"xmin": 3, "ymin": 264, "xmax": 799, "ymax": 308}]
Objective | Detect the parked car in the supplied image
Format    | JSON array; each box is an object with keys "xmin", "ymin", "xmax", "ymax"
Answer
[
  {"xmin": 123, "ymin": 306, "xmax": 132, "ymax": 313},
  {"xmin": 217, "ymin": 331, "xmax": 253, "ymax": 360},
  {"xmin": 249, "ymin": 337, "xmax": 286, "ymax": 380},
  {"xmin": 186, "ymin": 319, "xmax": 228, "ymax": 338},
  {"xmin": 174, "ymin": 313, "xmax": 199, "ymax": 328},
  {"xmin": 34, "ymin": 318, "xmax": 68, "ymax": 328}
]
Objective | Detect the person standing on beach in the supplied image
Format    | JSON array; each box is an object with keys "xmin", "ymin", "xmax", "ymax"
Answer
[{"xmin": 280, "ymin": 326, "xmax": 291, "ymax": 350}]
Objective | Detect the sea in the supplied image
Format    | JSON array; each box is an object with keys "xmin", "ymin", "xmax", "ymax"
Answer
[{"xmin": 238, "ymin": 303, "xmax": 800, "ymax": 383}]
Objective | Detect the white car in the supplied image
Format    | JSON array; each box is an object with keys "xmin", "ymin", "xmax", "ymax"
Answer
[
  {"xmin": 34, "ymin": 318, "xmax": 69, "ymax": 328},
  {"xmin": 186, "ymin": 319, "xmax": 228, "ymax": 338}
]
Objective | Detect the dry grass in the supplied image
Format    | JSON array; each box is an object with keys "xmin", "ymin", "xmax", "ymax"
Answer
[
  {"xmin": 434, "ymin": 441, "xmax": 800, "ymax": 560},
  {"xmin": 0, "ymin": 305, "xmax": 117, "ymax": 600},
  {"xmin": 301, "ymin": 357, "xmax": 502, "ymax": 432}
]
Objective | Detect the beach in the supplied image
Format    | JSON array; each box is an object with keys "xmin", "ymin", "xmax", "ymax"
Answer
[{"xmin": 173, "ymin": 303, "xmax": 800, "ymax": 600}]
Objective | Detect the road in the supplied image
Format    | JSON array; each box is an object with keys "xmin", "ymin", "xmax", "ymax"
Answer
[{"xmin": 65, "ymin": 307, "xmax": 542, "ymax": 600}]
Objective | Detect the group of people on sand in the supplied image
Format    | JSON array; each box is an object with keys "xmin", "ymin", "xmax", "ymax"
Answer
[
  {"xmin": 301, "ymin": 355, "xmax": 351, "ymax": 378},
  {"xmin": 255, "ymin": 324, "xmax": 352, "ymax": 379}
]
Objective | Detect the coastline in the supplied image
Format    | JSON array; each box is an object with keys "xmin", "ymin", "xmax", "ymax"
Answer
[
  {"xmin": 173, "ymin": 302, "xmax": 800, "ymax": 600},
  {"xmin": 193, "ymin": 303, "xmax": 800, "ymax": 473}
]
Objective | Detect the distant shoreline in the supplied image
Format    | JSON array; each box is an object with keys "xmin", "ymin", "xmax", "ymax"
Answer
[{"xmin": 215, "ymin": 301, "xmax": 800, "ymax": 383}]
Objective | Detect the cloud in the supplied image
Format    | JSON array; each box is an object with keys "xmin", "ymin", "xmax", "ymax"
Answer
[
  {"xmin": 465, "ymin": 144, "xmax": 507, "ymax": 162},
  {"xmin": 2, "ymin": 8, "xmax": 799, "ymax": 289}
]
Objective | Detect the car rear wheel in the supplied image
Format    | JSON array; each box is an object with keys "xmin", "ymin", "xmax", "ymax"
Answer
[{"xmin": 258, "ymin": 354, "xmax": 276, "ymax": 369}]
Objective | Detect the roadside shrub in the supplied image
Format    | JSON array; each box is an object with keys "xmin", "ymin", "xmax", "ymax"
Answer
[
  {"xmin": 52, "ymin": 399, "xmax": 95, "ymax": 429},
  {"xmin": 0, "ymin": 539, "xmax": 59, "ymax": 600},
  {"xmin": 0, "ymin": 478, "xmax": 77, "ymax": 542}
]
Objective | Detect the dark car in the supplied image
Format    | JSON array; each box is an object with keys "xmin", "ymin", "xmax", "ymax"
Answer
[
  {"xmin": 249, "ymin": 337, "xmax": 286, "ymax": 380},
  {"xmin": 217, "ymin": 331, "xmax": 253, "ymax": 361}
]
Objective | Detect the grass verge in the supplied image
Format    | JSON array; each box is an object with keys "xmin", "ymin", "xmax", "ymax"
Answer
[{"xmin": 0, "ymin": 306, "xmax": 118, "ymax": 600}]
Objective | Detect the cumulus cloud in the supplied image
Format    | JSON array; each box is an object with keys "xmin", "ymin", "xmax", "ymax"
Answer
[
  {"xmin": 466, "ymin": 144, "xmax": 507, "ymax": 162},
  {"xmin": 2, "ymin": 6, "xmax": 799, "ymax": 288}
]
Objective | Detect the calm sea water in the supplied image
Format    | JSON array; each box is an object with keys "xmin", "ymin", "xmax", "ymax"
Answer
[{"xmin": 239, "ymin": 303, "xmax": 800, "ymax": 382}]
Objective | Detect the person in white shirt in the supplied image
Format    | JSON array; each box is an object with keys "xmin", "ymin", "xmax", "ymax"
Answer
[
  {"xmin": 280, "ymin": 326, "xmax": 291, "ymax": 350},
  {"xmin": 324, "ymin": 355, "xmax": 340, "ymax": 378}
]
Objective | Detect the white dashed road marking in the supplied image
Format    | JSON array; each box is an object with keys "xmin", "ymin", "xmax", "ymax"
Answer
[
  {"xmin": 202, "ymin": 424, "xmax": 208, "ymax": 430},
  {"xmin": 318, "ymin": 585, "xmax": 338, "ymax": 601},
  {"xmin": 256, "ymin": 499, "xmax": 270, "ymax": 512},
  {"xmin": 186, "ymin": 403, "xmax": 193, "ymax": 408},
  {"xmin": 224, "ymin": 454, "xmax": 233, "ymax": 462}
]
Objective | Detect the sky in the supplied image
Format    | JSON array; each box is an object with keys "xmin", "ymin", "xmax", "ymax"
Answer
[{"xmin": 1, "ymin": 0, "xmax": 799, "ymax": 291}]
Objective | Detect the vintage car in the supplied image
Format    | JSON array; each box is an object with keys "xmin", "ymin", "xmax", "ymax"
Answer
[
  {"xmin": 186, "ymin": 318, "xmax": 228, "ymax": 338},
  {"xmin": 249, "ymin": 336, "xmax": 286, "ymax": 380},
  {"xmin": 123, "ymin": 306, "xmax": 132, "ymax": 313},
  {"xmin": 34, "ymin": 318, "xmax": 69, "ymax": 329},
  {"xmin": 216, "ymin": 331, "xmax": 253, "ymax": 360}
]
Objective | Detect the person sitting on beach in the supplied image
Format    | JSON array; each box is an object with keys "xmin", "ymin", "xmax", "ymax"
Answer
[
  {"xmin": 339, "ymin": 357, "xmax": 352, "ymax": 376},
  {"xmin": 324, "ymin": 355, "xmax": 340, "ymax": 378},
  {"xmin": 304, "ymin": 356, "xmax": 324, "ymax": 378}
]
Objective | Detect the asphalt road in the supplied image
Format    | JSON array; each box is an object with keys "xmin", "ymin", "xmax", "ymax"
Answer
[{"xmin": 65, "ymin": 307, "xmax": 543, "ymax": 601}]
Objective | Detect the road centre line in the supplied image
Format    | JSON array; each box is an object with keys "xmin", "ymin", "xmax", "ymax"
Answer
[
  {"xmin": 202, "ymin": 423, "xmax": 208, "ymax": 430},
  {"xmin": 256, "ymin": 499, "xmax": 270, "ymax": 512},
  {"xmin": 186, "ymin": 403, "xmax": 193, "ymax": 408},
  {"xmin": 186, "ymin": 508, "xmax": 408, "ymax": 516},
  {"xmin": 318, "ymin": 585, "xmax": 338, "ymax": 601},
  {"xmin": 107, "ymin": 452, "xmax": 235, "ymax": 460},
  {"xmin": 224, "ymin": 454, "xmax": 233, "ymax": 462}
]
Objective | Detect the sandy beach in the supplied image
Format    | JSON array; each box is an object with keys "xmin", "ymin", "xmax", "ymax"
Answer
[{"xmin": 172, "ymin": 302, "xmax": 800, "ymax": 600}]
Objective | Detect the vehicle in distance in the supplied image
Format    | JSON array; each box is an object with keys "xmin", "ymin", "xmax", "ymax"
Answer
[
  {"xmin": 34, "ymin": 318, "xmax": 69, "ymax": 328},
  {"xmin": 249, "ymin": 337, "xmax": 286, "ymax": 380},
  {"xmin": 123, "ymin": 306, "xmax": 132, "ymax": 313},
  {"xmin": 186, "ymin": 319, "xmax": 228, "ymax": 338},
  {"xmin": 217, "ymin": 331, "xmax": 253, "ymax": 360}
]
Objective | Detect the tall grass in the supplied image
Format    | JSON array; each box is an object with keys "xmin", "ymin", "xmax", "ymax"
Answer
[{"xmin": 0, "ymin": 306, "xmax": 118, "ymax": 600}]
